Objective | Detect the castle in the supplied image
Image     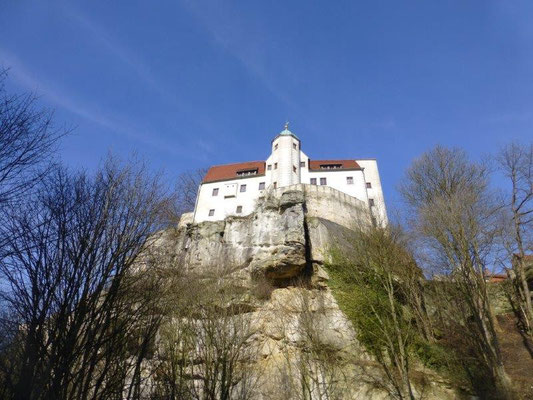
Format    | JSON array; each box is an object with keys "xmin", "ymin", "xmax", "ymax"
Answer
[{"xmin": 191, "ymin": 124, "xmax": 387, "ymax": 225}]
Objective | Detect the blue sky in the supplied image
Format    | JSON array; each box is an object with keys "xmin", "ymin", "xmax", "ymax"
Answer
[{"xmin": 1, "ymin": 1, "xmax": 532, "ymax": 212}]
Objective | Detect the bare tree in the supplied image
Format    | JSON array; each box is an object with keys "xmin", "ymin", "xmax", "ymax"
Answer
[
  {"xmin": 273, "ymin": 286, "xmax": 348, "ymax": 400},
  {"xmin": 175, "ymin": 168, "xmax": 207, "ymax": 216},
  {"xmin": 152, "ymin": 264, "xmax": 258, "ymax": 400},
  {"xmin": 0, "ymin": 69, "xmax": 66, "ymax": 208},
  {"xmin": 0, "ymin": 157, "xmax": 172, "ymax": 400},
  {"xmin": 400, "ymin": 146, "xmax": 516, "ymax": 399},
  {"xmin": 496, "ymin": 142, "xmax": 533, "ymax": 336}
]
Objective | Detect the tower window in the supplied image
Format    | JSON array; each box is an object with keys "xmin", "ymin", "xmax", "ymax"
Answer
[
  {"xmin": 274, "ymin": 163, "xmax": 278, "ymax": 169},
  {"xmin": 366, "ymin": 182, "xmax": 372, "ymax": 188},
  {"xmin": 212, "ymin": 188, "xmax": 219, "ymax": 196},
  {"xmin": 369, "ymin": 199, "xmax": 375, "ymax": 207},
  {"xmin": 259, "ymin": 182, "xmax": 265, "ymax": 190},
  {"xmin": 236, "ymin": 205, "xmax": 242, "ymax": 214},
  {"xmin": 273, "ymin": 182, "xmax": 277, "ymax": 189},
  {"xmin": 293, "ymin": 143, "xmax": 297, "ymax": 150},
  {"xmin": 293, "ymin": 166, "xmax": 297, "ymax": 173},
  {"xmin": 346, "ymin": 177, "xmax": 354, "ymax": 185},
  {"xmin": 208, "ymin": 209, "xmax": 215, "ymax": 217},
  {"xmin": 310, "ymin": 178, "xmax": 317, "ymax": 185},
  {"xmin": 240, "ymin": 184, "xmax": 247, "ymax": 193},
  {"xmin": 274, "ymin": 144, "xmax": 278, "ymax": 150},
  {"xmin": 267, "ymin": 164, "xmax": 272, "ymax": 171},
  {"xmin": 320, "ymin": 178, "xmax": 327, "ymax": 185},
  {"xmin": 300, "ymin": 161, "xmax": 305, "ymax": 167}
]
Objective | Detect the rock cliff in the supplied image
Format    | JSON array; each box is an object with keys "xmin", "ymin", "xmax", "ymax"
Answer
[{"xmin": 162, "ymin": 187, "xmax": 457, "ymax": 399}]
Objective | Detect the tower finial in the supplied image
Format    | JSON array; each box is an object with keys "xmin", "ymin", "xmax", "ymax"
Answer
[{"xmin": 284, "ymin": 121, "xmax": 289, "ymax": 130}]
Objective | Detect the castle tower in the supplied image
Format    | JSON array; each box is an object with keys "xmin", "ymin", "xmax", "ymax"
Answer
[{"xmin": 270, "ymin": 123, "xmax": 301, "ymax": 188}]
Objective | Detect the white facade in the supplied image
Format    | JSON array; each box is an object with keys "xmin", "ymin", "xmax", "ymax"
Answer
[{"xmin": 192, "ymin": 126, "xmax": 388, "ymax": 225}]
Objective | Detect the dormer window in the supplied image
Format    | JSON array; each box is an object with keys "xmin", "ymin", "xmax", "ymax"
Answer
[
  {"xmin": 236, "ymin": 169, "xmax": 258, "ymax": 177},
  {"xmin": 320, "ymin": 164, "xmax": 342, "ymax": 170}
]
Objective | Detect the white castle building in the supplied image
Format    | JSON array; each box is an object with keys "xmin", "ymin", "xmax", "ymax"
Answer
[{"xmin": 191, "ymin": 124, "xmax": 387, "ymax": 225}]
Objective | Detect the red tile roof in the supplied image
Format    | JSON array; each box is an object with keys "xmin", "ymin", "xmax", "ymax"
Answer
[
  {"xmin": 202, "ymin": 159, "xmax": 361, "ymax": 184},
  {"xmin": 308, "ymin": 160, "xmax": 361, "ymax": 170},
  {"xmin": 488, "ymin": 274, "xmax": 508, "ymax": 283},
  {"xmin": 202, "ymin": 161, "xmax": 265, "ymax": 183}
]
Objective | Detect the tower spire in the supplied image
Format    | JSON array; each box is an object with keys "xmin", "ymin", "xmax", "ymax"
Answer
[{"xmin": 284, "ymin": 121, "xmax": 289, "ymax": 130}]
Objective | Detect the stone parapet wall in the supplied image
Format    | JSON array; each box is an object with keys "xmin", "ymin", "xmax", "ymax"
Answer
[{"xmin": 272, "ymin": 183, "xmax": 371, "ymax": 230}]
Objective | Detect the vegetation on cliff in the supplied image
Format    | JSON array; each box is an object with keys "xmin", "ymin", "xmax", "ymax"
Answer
[{"xmin": 326, "ymin": 145, "xmax": 533, "ymax": 400}]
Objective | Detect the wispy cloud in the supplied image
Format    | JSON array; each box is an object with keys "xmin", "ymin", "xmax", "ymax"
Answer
[
  {"xmin": 483, "ymin": 111, "xmax": 532, "ymax": 124},
  {"xmin": 58, "ymin": 3, "xmax": 220, "ymax": 147},
  {"xmin": 61, "ymin": 4, "xmax": 170, "ymax": 100},
  {"xmin": 371, "ymin": 118, "xmax": 397, "ymax": 130},
  {"xmin": 180, "ymin": 0, "xmax": 298, "ymax": 111},
  {"xmin": 0, "ymin": 49, "xmax": 194, "ymax": 158}
]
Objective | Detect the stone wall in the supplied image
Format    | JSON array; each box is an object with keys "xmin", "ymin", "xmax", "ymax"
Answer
[{"xmin": 272, "ymin": 183, "xmax": 371, "ymax": 230}]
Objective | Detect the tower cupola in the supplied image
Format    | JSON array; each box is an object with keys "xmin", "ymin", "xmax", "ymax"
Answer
[{"xmin": 274, "ymin": 122, "xmax": 300, "ymax": 141}]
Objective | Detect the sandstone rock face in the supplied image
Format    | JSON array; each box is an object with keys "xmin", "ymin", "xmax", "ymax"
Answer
[
  {"xmin": 174, "ymin": 190, "xmax": 308, "ymax": 286},
  {"xmin": 165, "ymin": 187, "xmax": 457, "ymax": 399},
  {"xmin": 174, "ymin": 186, "xmax": 364, "ymax": 284}
]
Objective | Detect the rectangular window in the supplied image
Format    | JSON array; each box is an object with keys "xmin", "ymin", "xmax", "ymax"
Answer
[
  {"xmin": 208, "ymin": 209, "xmax": 215, "ymax": 217},
  {"xmin": 300, "ymin": 161, "xmax": 305, "ymax": 167},
  {"xmin": 236, "ymin": 205, "xmax": 242, "ymax": 214},
  {"xmin": 366, "ymin": 182, "xmax": 372, "ymax": 189},
  {"xmin": 320, "ymin": 177, "xmax": 327, "ymax": 185},
  {"xmin": 310, "ymin": 178, "xmax": 317, "ymax": 185},
  {"xmin": 259, "ymin": 182, "xmax": 265, "ymax": 190},
  {"xmin": 293, "ymin": 166, "xmax": 297, "ymax": 173},
  {"xmin": 274, "ymin": 163, "xmax": 278, "ymax": 169},
  {"xmin": 240, "ymin": 184, "xmax": 247, "ymax": 192},
  {"xmin": 293, "ymin": 143, "xmax": 297, "ymax": 150},
  {"xmin": 346, "ymin": 177, "xmax": 354, "ymax": 185},
  {"xmin": 369, "ymin": 198, "xmax": 375, "ymax": 207},
  {"xmin": 212, "ymin": 188, "xmax": 219, "ymax": 196},
  {"xmin": 273, "ymin": 182, "xmax": 277, "ymax": 189},
  {"xmin": 267, "ymin": 164, "xmax": 272, "ymax": 171}
]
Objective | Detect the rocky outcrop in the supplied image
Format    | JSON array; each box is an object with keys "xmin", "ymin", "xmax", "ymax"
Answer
[
  {"xmin": 174, "ymin": 187, "xmax": 364, "ymax": 286},
  {"xmin": 162, "ymin": 187, "xmax": 457, "ymax": 399},
  {"xmin": 175, "ymin": 189, "xmax": 308, "ymax": 286}
]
